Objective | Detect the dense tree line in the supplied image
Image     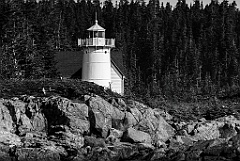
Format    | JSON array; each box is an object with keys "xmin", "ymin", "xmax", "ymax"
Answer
[{"xmin": 0, "ymin": 0, "xmax": 240, "ymax": 98}]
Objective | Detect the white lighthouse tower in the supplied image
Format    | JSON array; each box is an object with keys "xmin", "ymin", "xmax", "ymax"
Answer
[{"xmin": 78, "ymin": 18, "xmax": 115, "ymax": 88}]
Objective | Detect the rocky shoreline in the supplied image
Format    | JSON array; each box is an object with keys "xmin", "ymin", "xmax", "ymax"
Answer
[{"xmin": 0, "ymin": 94, "xmax": 240, "ymax": 161}]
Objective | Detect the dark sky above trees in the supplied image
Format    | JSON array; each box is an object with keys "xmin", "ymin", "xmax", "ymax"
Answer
[{"xmin": 147, "ymin": 0, "xmax": 239, "ymax": 8}]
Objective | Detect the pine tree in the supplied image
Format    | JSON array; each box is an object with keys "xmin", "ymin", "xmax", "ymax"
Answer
[
  {"xmin": 1, "ymin": 0, "xmax": 27, "ymax": 78},
  {"xmin": 103, "ymin": 0, "xmax": 115, "ymax": 37}
]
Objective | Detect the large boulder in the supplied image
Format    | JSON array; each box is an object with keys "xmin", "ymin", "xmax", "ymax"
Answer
[
  {"xmin": 0, "ymin": 100, "xmax": 17, "ymax": 133},
  {"xmin": 126, "ymin": 105, "xmax": 142, "ymax": 123},
  {"xmin": 87, "ymin": 95, "xmax": 125, "ymax": 138},
  {"xmin": 137, "ymin": 107, "xmax": 175, "ymax": 144},
  {"xmin": 0, "ymin": 99, "xmax": 24, "ymax": 146},
  {"xmin": 0, "ymin": 131, "xmax": 22, "ymax": 146},
  {"xmin": 18, "ymin": 114, "xmax": 33, "ymax": 136},
  {"xmin": 42, "ymin": 96, "xmax": 90, "ymax": 135},
  {"xmin": 122, "ymin": 127, "xmax": 152, "ymax": 144},
  {"xmin": 4, "ymin": 98, "xmax": 47, "ymax": 136},
  {"xmin": 108, "ymin": 97, "xmax": 127, "ymax": 111},
  {"xmin": 123, "ymin": 112, "xmax": 138, "ymax": 128},
  {"xmin": 88, "ymin": 97, "xmax": 175, "ymax": 145},
  {"xmin": 40, "ymin": 97, "xmax": 89, "ymax": 148},
  {"xmin": 182, "ymin": 116, "xmax": 238, "ymax": 142},
  {"xmin": 24, "ymin": 98, "xmax": 47, "ymax": 134},
  {"xmin": 153, "ymin": 114, "xmax": 176, "ymax": 143},
  {"xmin": 190, "ymin": 121, "xmax": 222, "ymax": 141}
]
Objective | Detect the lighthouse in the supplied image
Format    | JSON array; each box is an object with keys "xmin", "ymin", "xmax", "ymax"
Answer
[{"xmin": 78, "ymin": 18, "xmax": 115, "ymax": 88}]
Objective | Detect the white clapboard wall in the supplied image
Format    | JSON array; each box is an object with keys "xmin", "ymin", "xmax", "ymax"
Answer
[{"xmin": 111, "ymin": 64, "xmax": 124, "ymax": 95}]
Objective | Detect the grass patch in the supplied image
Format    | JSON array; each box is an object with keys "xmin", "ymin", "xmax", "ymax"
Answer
[{"xmin": 0, "ymin": 79, "xmax": 120, "ymax": 99}]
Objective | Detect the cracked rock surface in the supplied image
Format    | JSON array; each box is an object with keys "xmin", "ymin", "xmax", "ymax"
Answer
[{"xmin": 0, "ymin": 95, "xmax": 239, "ymax": 161}]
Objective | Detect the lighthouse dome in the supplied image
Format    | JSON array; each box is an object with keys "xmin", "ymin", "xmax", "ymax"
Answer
[{"xmin": 87, "ymin": 20, "xmax": 105, "ymax": 31}]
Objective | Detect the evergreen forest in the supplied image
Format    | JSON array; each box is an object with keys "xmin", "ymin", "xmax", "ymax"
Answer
[{"xmin": 0, "ymin": 0, "xmax": 240, "ymax": 99}]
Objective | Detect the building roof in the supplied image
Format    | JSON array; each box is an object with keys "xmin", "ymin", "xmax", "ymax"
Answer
[
  {"xmin": 110, "ymin": 49, "xmax": 125, "ymax": 77},
  {"xmin": 87, "ymin": 20, "xmax": 105, "ymax": 31},
  {"xmin": 55, "ymin": 51, "xmax": 82, "ymax": 78},
  {"xmin": 55, "ymin": 49, "xmax": 125, "ymax": 79}
]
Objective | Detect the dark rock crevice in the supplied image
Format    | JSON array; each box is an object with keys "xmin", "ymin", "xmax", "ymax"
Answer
[
  {"xmin": 3, "ymin": 102, "xmax": 18, "ymax": 132},
  {"xmin": 41, "ymin": 101, "xmax": 70, "ymax": 136}
]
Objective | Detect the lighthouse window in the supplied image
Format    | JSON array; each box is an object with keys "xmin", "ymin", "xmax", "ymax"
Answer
[
  {"xmin": 94, "ymin": 32, "xmax": 98, "ymax": 37},
  {"xmin": 105, "ymin": 51, "xmax": 107, "ymax": 54},
  {"xmin": 93, "ymin": 31, "xmax": 104, "ymax": 38},
  {"xmin": 98, "ymin": 32, "xmax": 103, "ymax": 38}
]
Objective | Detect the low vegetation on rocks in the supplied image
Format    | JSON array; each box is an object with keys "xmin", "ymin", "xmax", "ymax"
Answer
[{"xmin": 0, "ymin": 79, "xmax": 120, "ymax": 99}]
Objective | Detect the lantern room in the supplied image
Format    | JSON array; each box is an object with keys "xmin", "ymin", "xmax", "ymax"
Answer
[
  {"xmin": 78, "ymin": 20, "xmax": 115, "ymax": 47},
  {"xmin": 87, "ymin": 20, "xmax": 105, "ymax": 38}
]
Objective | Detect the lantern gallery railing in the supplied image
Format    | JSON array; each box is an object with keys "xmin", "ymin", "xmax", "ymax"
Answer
[{"xmin": 78, "ymin": 38, "xmax": 115, "ymax": 47}]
